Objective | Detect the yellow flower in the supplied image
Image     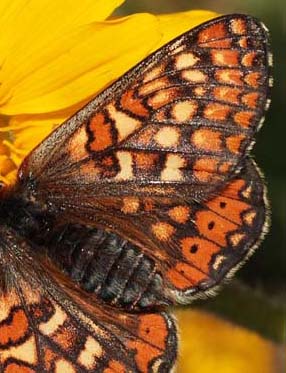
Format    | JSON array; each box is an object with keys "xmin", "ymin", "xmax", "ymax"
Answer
[
  {"xmin": 176, "ymin": 309, "xmax": 284, "ymax": 373},
  {"xmin": 0, "ymin": 0, "xmax": 217, "ymax": 184}
]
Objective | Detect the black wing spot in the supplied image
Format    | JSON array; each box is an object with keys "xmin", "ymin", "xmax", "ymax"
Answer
[
  {"xmin": 208, "ymin": 221, "xmax": 215, "ymax": 230},
  {"xmin": 190, "ymin": 244, "xmax": 199, "ymax": 253}
]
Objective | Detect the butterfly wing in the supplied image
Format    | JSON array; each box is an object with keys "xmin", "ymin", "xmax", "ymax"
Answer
[
  {"xmin": 19, "ymin": 14, "xmax": 271, "ymax": 201},
  {"xmin": 0, "ymin": 226, "xmax": 177, "ymax": 372},
  {"xmin": 15, "ymin": 15, "xmax": 271, "ymax": 309},
  {"xmin": 42, "ymin": 158, "xmax": 268, "ymax": 308}
]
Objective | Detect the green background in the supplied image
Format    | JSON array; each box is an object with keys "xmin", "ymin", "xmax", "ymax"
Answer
[{"xmin": 118, "ymin": 0, "xmax": 285, "ymax": 343}]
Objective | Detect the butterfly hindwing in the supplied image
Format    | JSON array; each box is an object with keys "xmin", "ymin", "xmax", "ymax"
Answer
[
  {"xmin": 0, "ymin": 226, "xmax": 177, "ymax": 372},
  {"xmin": 37, "ymin": 158, "xmax": 267, "ymax": 309}
]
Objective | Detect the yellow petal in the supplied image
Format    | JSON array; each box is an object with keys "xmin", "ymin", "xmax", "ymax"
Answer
[
  {"xmin": 0, "ymin": 13, "xmax": 159, "ymax": 115},
  {"xmin": 176, "ymin": 310, "xmax": 283, "ymax": 373},
  {"xmin": 155, "ymin": 10, "xmax": 219, "ymax": 47},
  {"xmin": 8, "ymin": 111, "xmax": 74, "ymax": 156},
  {"xmin": 0, "ymin": 0, "xmax": 124, "ymax": 74},
  {"xmin": 0, "ymin": 0, "xmax": 123, "ymax": 25}
]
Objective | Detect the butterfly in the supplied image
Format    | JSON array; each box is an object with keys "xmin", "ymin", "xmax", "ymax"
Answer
[{"xmin": 0, "ymin": 14, "xmax": 271, "ymax": 372}]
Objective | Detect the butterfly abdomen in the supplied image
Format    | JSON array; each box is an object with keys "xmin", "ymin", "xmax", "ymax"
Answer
[{"xmin": 46, "ymin": 224, "xmax": 169, "ymax": 311}]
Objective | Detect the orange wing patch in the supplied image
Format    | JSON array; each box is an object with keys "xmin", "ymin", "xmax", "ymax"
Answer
[
  {"xmin": 89, "ymin": 113, "xmax": 114, "ymax": 152},
  {"xmin": 0, "ymin": 309, "xmax": 29, "ymax": 346},
  {"xmin": 198, "ymin": 22, "xmax": 228, "ymax": 43}
]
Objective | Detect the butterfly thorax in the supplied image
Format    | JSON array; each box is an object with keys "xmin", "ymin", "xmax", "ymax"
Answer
[{"xmin": 0, "ymin": 191, "xmax": 53, "ymax": 240}]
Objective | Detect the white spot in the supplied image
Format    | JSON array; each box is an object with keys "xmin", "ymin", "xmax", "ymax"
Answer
[
  {"xmin": 258, "ymin": 116, "xmax": 265, "ymax": 130},
  {"xmin": 155, "ymin": 127, "xmax": 180, "ymax": 147},
  {"xmin": 55, "ymin": 359, "xmax": 76, "ymax": 373},
  {"xmin": 0, "ymin": 335, "xmax": 37, "ymax": 364},
  {"xmin": 265, "ymin": 98, "xmax": 271, "ymax": 111},
  {"xmin": 171, "ymin": 44, "xmax": 186, "ymax": 55},
  {"xmin": 175, "ymin": 52, "xmax": 199, "ymax": 70},
  {"xmin": 78, "ymin": 336, "xmax": 103, "ymax": 369},
  {"xmin": 268, "ymin": 52, "xmax": 273, "ymax": 67},
  {"xmin": 143, "ymin": 66, "xmax": 163, "ymax": 83},
  {"xmin": 213, "ymin": 255, "xmax": 226, "ymax": 270},
  {"xmin": 261, "ymin": 22, "xmax": 269, "ymax": 32},
  {"xmin": 182, "ymin": 69, "xmax": 207, "ymax": 83},
  {"xmin": 172, "ymin": 101, "xmax": 197, "ymax": 122},
  {"xmin": 39, "ymin": 304, "xmax": 66, "ymax": 335},
  {"xmin": 161, "ymin": 154, "xmax": 185, "ymax": 181},
  {"xmin": 139, "ymin": 78, "xmax": 168, "ymax": 96},
  {"xmin": 108, "ymin": 104, "xmax": 141, "ymax": 141},
  {"xmin": 115, "ymin": 151, "xmax": 134, "ymax": 180}
]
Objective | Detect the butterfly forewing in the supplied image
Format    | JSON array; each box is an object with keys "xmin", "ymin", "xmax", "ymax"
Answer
[
  {"xmin": 0, "ymin": 226, "xmax": 177, "ymax": 372},
  {"xmin": 20, "ymin": 14, "xmax": 271, "ymax": 200},
  {"xmin": 14, "ymin": 16, "xmax": 271, "ymax": 308}
]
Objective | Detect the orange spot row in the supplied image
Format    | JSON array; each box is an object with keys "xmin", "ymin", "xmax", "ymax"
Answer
[
  {"xmin": 242, "ymin": 92, "xmax": 259, "ymax": 108},
  {"xmin": 203, "ymin": 102, "xmax": 255, "ymax": 128},
  {"xmin": 216, "ymin": 70, "xmax": 262, "ymax": 88},
  {"xmin": 245, "ymin": 72, "xmax": 261, "ymax": 88},
  {"xmin": 242, "ymin": 51, "xmax": 257, "ymax": 67}
]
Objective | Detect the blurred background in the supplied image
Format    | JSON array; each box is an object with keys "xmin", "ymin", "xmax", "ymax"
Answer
[{"xmin": 117, "ymin": 1, "xmax": 285, "ymax": 372}]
